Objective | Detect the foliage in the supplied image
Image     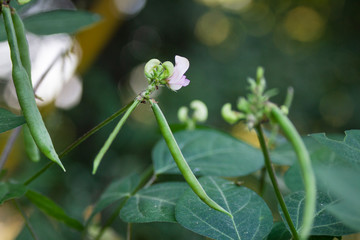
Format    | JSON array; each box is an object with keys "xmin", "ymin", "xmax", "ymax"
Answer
[{"xmin": 0, "ymin": 0, "xmax": 359, "ymax": 240}]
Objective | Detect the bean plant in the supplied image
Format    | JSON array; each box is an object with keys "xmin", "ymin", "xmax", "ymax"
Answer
[{"xmin": 0, "ymin": 1, "xmax": 359, "ymax": 240}]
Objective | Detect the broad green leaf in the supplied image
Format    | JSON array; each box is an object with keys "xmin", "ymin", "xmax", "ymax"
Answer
[
  {"xmin": 120, "ymin": 182, "xmax": 188, "ymax": 223},
  {"xmin": 153, "ymin": 129, "xmax": 264, "ymax": 177},
  {"xmin": 281, "ymin": 191, "xmax": 355, "ymax": 236},
  {"xmin": 26, "ymin": 190, "xmax": 84, "ymax": 231},
  {"xmin": 176, "ymin": 176, "xmax": 273, "ymax": 240},
  {"xmin": 271, "ymin": 137, "xmax": 323, "ymax": 166},
  {"xmin": 89, "ymin": 174, "xmax": 140, "ymax": 223},
  {"xmin": 266, "ymin": 222, "xmax": 291, "ymax": 240},
  {"xmin": 284, "ymin": 142, "xmax": 352, "ymax": 192},
  {"xmin": 317, "ymin": 166, "xmax": 360, "ymax": 232},
  {"xmin": 311, "ymin": 130, "xmax": 360, "ymax": 164},
  {"xmin": 0, "ymin": 108, "xmax": 26, "ymax": 133},
  {"xmin": 23, "ymin": 10, "xmax": 101, "ymax": 35},
  {"xmin": 0, "ymin": 182, "xmax": 27, "ymax": 204}
]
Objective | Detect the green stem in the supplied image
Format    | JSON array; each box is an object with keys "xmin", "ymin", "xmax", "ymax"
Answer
[
  {"xmin": 24, "ymin": 101, "xmax": 135, "ymax": 186},
  {"xmin": 13, "ymin": 199, "xmax": 39, "ymax": 240},
  {"xmin": 150, "ymin": 100, "xmax": 231, "ymax": 217},
  {"xmin": 92, "ymin": 166, "xmax": 154, "ymax": 240},
  {"xmin": 255, "ymin": 125, "xmax": 299, "ymax": 240},
  {"xmin": 270, "ymin": 106, "xmax": 316, "ymax": 240},
  {"xmin": 92, "ymin": 99, "xmax": 140, "ymax": 174},
  {"xmin": 126, "ymin": 223, "xmax": 132, "ymax": 240}
]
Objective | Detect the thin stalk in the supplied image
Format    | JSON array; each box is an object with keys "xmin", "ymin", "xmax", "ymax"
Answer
[
  {"xmin": 258, "ymin": 167, "xmax": 267, "ymax": 196},
  {"xmin": 94, "ymin": 199, "xmax": 128, "ymax": 240},
  {"xmin": 270, "ymin": 106, "xmax": 316, "ymax": 240},
  {"xmin": 0, "ymin": 126, "xmax": 21, "ymax": 171},
  {"xmin": 13, "ymin": 199, "xmax": 39, "ymax": 240},
  {"xmin": 255, "ymin": 125, "xmax": 299, "ymax": 240},
  {"xmin": 126, "ymin": 223, "xmax": 132, "ymax": 240},
  {"xmin": 92, "ymin": 99, "xmax": 140, "ymax": 174},
  {"xmin": 24, "ymin": 101, "xmax": 135, "ymax": 186},
  {"xmin": 92, "ymin": 166, "xmax": 154, "ymax": 240}
]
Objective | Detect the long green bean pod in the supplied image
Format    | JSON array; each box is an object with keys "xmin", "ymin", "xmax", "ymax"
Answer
[
  {"xmin": 11, "ymin": 8, "xmax": 41, "ymax": 162},
  {"xmin": 11, "ymin": 8, "xmax": 32, "ymax": 83},
  {"xmin": 23, "ymin": 124, "xmax": 40, "ymax": 162},
  {"xmin": 92, "ymin": 99, "xmax": 140, "ymax": 174},
  {"xmin": 150, "ymin": 100, "xmax": 231, "ymax": 217},
  {"xmin": 2, "ymin": 5, "xmax": 65, "ymax": 171},
  {"xmin": 270, "ymin": 105, "xmax": 316, "ymax": 240}
]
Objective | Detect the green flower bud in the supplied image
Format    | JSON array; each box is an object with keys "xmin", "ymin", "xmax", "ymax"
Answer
[
  {"xmin": 177, "ymin": 106, "xmax": 189, "ymax": 123},
  {"xmin": 256, "ymin": 66, "xmax": 264, "ymax": 83},
  {"xmin": 144, "ymin": 59, "xmax": 161, "ymax": 79},
  {"xmin": 190, "ymin": 100, "xmax": 208, "ymax": 122},
  {"xmin": 221, "ymin": 103, "xmax": 243, "ymax": 124},
  {"xmin": 161, "ymin": 61, "xmax": 174, "ymax": 79},
  {"xmin": 237, "ymin": 97, "xmax": 249, "ymax": 113}
]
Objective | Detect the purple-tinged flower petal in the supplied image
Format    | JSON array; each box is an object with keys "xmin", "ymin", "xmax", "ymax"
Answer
[{"xmin": 167, "ymin": 55, "xmax": 190, "ymax": 91}]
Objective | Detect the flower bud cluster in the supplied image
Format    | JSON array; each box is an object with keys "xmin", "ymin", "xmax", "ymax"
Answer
[
  {"xmin": 178, "ymin": 100, "xmax": 208, "ymax": 130},
  {"xmin": 222, "ymin": 67, "xmax": 282, "ymax": 129},
  {"xmin": 144, "ymin": 55, "xmax": 190, "ymax": 95}
]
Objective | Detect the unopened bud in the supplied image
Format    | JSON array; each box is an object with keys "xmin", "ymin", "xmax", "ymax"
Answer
[
  {"xmin": 178, "ymin": 106, "xmax": 189, "ymax": 123},
  {"xmin": 144, "ymin": 59, "xmax": 161, "ymax": 79},
  {"xmin": 190, "ymin": 100, "xmax": 208, "ymax": 122},
  {"xmin": 161, "ymin": 61, "xmax": 174, "ymax": 80},
  {"xmin": 221, "ymin": 103, "xmax": 243, "ymax": 124}
]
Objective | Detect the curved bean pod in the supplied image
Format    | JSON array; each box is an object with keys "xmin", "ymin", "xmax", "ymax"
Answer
[
  {"xmin": 270, "ymin": 106, "xmax": 316, "ymax": 240},
  {"xmin": 2, "ymin": 5, "xmax": 65, "ymax": 171},
  {"xmin": 92, "ymin": 99, "xmax": 140, "ymax": 174},
  {"xmin": 23, "ymin": 124, "xmax": 40, "ymax": 162},
  {"xmin": 150, "ymin": 100, "xmax": 231, "ymax": 217},
  {"xmin": 11, "ymin": 8, "xmax": 32, "ymax": 83}
]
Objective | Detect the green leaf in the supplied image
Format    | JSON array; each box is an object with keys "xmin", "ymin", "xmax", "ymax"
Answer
[
  {"xmin": 266, "ymin": 222, "xmax": 291, "ymax": 240},
  {"xmin": 23, "ymin": 10, "xmax": 101, "ymax": 35},
  {"xmin": 317, "ymin": 166, "xmax": 360, "ymax": 232},
  {"xmin": 284, "ymin": 144, "xmax": 344, "ymax": 192},
  {"xmin": 311, "ymin": 130, "xmax": 360, "ymax": 164},
  {"xmin": 153, "ymin": 129, "xmax": 264, "ymax": 177},
  {"xmin": 0, "ymin": 108, "xmax": 26, "ymax": 133},
  {"xmin": 120, "ymin": 182, "xmax": 188, "ymax": 223},
  {"xmin": 281, "ymin": 191, "xmax": 355, "ymax": 236},
  {"xmin": 175, "ymin": 176, "xmax": 273, "ymax": 240},
  {"xmin": 0, "ymin": 182, "xmax": 27, "ymax": 204},
  {"xmin": 89, "ymin": 174, "xmax": 140, "ymax": 223},
  {"xmin": 271, "ymin": 137, "xmax": 323, "ymax": 166},
  {"xmin": 26, "ymin": 190, "xmax": 84, "ymax": 231}
]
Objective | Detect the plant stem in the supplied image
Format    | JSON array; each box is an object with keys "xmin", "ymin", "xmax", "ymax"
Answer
[
  {"xmin": 270, "ymin": 106, "xmax": 316, "ymax": 240},
  {"xmin": 24, "ymin": 101, "xmax": 134, "ymax": 186},
  {"xmin": 127, "ymin": 223, "xmax": 132, "ymax": 240},
  {"xmin": 258, "ymin": 167, "xmax": 267, "ymax": 196},
  {"xmin": 255, "ymin": 125, "xmax": 299, "ymax": 240},
  {"xmin": 0, "ymin": 126, "xmax": 21, "ymax": 171},
  {"xmin": 13, "ymin": 199, "xmax": 39, "ymax": 240},
  {"xmin": 93, "ymin": 166, "xmax": 154, "ymax": 240}
]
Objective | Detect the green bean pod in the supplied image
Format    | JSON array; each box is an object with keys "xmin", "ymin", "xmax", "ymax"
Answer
[
  {"xmin": 2, "ymin": 5, "xmax": 65, "ymax": 171},
  {"xmin": 150, "ymin": 100, "xmax": 231, "ymax": 217},
  {"xmin": 270, "ymin": 106, "xmax": 316, "ymax": 240},
  {"xmin": 11, "ymin": 8, "xmax": 32, "ymax": 83},
  {"xmin": 12, "ymin": 8, "xmax": 40, "ymax": 162},
  {"xmin": 92, "ymin": 100, "xmax": 140, "ymax": 174},
  {"xmin": 23, "ymin": 124, "xmax": 40, "ymax": 162}
]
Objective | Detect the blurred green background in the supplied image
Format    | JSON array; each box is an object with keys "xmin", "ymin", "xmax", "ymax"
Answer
[{"xmin": 1, "ymin": 0, "xmax": 360, "ymax": 239}]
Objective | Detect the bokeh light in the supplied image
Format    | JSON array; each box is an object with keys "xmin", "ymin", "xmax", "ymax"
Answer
[
  {"xmin": 283, "ymin": 6, "xmax": 325, "ymax": 42},
  {"xmin": 195, "ymin": 10, "xmax": 231, "ymax": 46}
]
